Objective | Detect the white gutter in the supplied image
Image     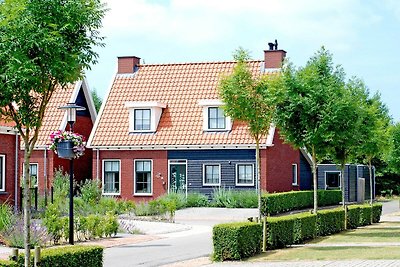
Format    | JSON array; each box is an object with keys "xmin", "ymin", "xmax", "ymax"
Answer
[{"xmin": 88, "ymin": 144, "xmax": 273, "ymax": 150}]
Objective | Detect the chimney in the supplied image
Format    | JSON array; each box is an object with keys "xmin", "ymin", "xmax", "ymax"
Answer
[
  {"xmin": 117, "ymin": 56, "xmax": 141, "ymax": 74},
  {"xmin": 264, "ymin": 39, "xmax": 286, "ymax": 69}
]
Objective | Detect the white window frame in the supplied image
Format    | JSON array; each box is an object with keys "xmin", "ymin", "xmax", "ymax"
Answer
[
  {"xmin": 102, "ymin": 159, "xmax": 121, "ymax": 196},
  {"xmin": 324, "ymin": 171, "xmax": 341, "ymax": 189},
  {"xmin": 126, "ymin": 101, "xmax": 166, "ymax": 133},
  {"xmin": 199, "ymin": 100, "xmax": 232, "ymax": 132},
  {"xmin": 292, "ymin": 163, "xmax": 298, "ymax": 186},
  {"xmin": 235, "ymin": 163, "xmax": 255, "ymax": 186},
  {"xmin": 134, "ymin": 108, "xmax": 151, "ymax": 131},
  {"xmin": 203, "ymin": 164, "xmax": 221, "ymax": 186},
  {"xmin": 134, "ymin": 159, "xmax": 153, "ymax": 196},
  {"xmin": 29, "ymin": 163, "xmax": 39, "ymax": 188},
  {"xmin": 0, "ymin": 155, "xmax": 5, "ymax": 191}
]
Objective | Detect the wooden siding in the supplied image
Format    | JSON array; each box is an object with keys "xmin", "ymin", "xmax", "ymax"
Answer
[
  {"xmin": 168, "ymin": 150, "xmax": 256, "ymax": 197},
  {"xmin": 299, "ymin": 153, "xmax": 312, "ymax": 190}
]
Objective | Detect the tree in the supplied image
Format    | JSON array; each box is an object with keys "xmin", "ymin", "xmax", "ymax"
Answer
[
  {"xmin": 0, "ymin": 1, "xmax": 105, "ymax": 266},
  {"xmin": 388, "ymin": 123, "xmax": 400, "ymax": 174},
  {"xmin": 91, "ymin": 88, "xmax": 102, "ymax": 112},
  {"xmin": 272, "ymin": 47, "xmax": 346, "ymax": 213},
  {"xmin": 218, "ymin": 48, "xmax": 276, "ymax": 219},
  {"xmin": 356, "ymin": 88, "xmax": 391, "ymax": 210}
]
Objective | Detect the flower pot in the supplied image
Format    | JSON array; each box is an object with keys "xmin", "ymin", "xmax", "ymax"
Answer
[{"xmin": 56, "ymin": 140, "xmax": 75, "ymax": 159}]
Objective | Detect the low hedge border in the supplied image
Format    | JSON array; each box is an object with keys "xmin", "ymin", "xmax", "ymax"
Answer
[
  {"xmin": 261, "ymin": 190, "xmax": 341, "ymax": 216},
  {"xmin": 213, "ymin": 222, "xmax": 262, "ymax": 261},
  {"xmin": 14, "ymin": 245, "xmax": 103, "ymax": 267},
  {"xmin": 0, "ymin": 260, "xmax": 16, "ymax": 267},
  {"xmin": 213, "ymin": 202, "xmax": 383, "ymax": 261}
]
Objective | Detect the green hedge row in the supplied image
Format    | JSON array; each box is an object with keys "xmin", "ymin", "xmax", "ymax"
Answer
[
  {"xmin": 213, "ymin": 203, "xmax": 383, "ymax": 260},
  {"xmin": 0, "ymin": 260, "xmax": 16, "ymax": 267},
  {"xmin": 261, "ymin": 190, "xmax": 341, "ymax": 216},
  {"xmin": 212, "ymin": 222, "xmax": 262, "ymax": 261},
  {"xmin": 12, "ymin": 245, "xmax": 103, "ymax": 267},
  {"xmin": 348, "ymin": 203, "xmax": 383, "ymax": 229}
]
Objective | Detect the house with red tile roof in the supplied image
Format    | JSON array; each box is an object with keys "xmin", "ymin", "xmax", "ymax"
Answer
[
  {"xmin": 27, "ymin": 79, "xmax": 97, "ymax": 197},
  {"xmin": 88, "ymin": 47, "xmax": 312, "ymax": 201},
  {"xmin": 0, "ymin": 79, "xmax": 97, "ymax": 209}
]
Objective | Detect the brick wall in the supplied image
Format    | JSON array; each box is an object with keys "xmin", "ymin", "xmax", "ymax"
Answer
[
  {"xmin": 95, "ymin": 150, "xmax": 168, "ymax": 201},
  {"xmin": 0, "ymin": 133, "xmax": 18, "ymax": 205}
]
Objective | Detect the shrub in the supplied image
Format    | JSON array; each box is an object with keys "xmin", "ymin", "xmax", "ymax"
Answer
[
  {"xmin": 211, "ymin": 188, "xmax": 258, "ymax": 208},
  {"xmin": 157, "ymin": 192, "xmax": 187, "ymax": 210},
  {"xmin": 0, "ymin": 260, "xmax": 16, "ymax": 267},
  {"xmin": 0, "ymin": 204, "xmax": 13, "ymax": 232},
  {"xmin": 186, "ymin": 192, "xmax": 209, "ymax": 207},
  {"xmin": 372, "ymin": 202, "xmax": 382, "ymax": 223},
  {"xmin": 359, "ymin": 205, "xmax": 372, "ymax": 226},
  {"xmin": 16, "ymin": 245, "xmax": 103, "ymax": 267},
  {"xmin": 79, "ymin": 179, "xmax": 102, "ymax": 205},
  {"xmin": 261, "ymin": 190, "xmax": 341, "ymax": 216},
  {"xmin": 266, "ymin": 212, "xmax": 317, "ymax": 249},
  {"xmin": 213, "ymin": 222, "xmax": 262, "ymax": 261},
  {"xmin": 52, "ymin": 169, "xmax": 71, "ymax": 204},
  {"xmin": 211, "ymin": 188, "xmax": 234, "ymax": 208},
  {"xmin": 347, "ymin": 205, "xmax": 361, "ymax": 229},
  {"xmin": 317, "ymin": 208, "xmax": 345, "ymax": 236}
]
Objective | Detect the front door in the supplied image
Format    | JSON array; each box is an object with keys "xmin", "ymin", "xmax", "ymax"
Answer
[{"xmin": 169, "ymin": 161, "xmax": 187, "ymax": 194}]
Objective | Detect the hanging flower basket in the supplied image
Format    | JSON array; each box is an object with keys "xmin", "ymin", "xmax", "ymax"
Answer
[{"xmin": 49, "ymin": 130, "xmax": 85, "ymax": 159}]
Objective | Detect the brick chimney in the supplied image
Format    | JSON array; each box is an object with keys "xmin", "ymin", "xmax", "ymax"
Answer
[
  {"xmin": 264, "ymin": 39, "xmax": 286, "ymax": 69},
  {"xmin": 117, "ymin": 56, "xmax": 141, "ymax": 74}
]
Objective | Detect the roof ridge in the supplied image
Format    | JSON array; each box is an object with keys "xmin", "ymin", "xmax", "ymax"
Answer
[{"xmin": 138, "ymin": 60, "xmax": 263, "ymax": 67}]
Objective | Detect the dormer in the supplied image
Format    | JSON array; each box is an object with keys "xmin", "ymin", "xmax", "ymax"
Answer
[
  {"xmin": 198, "ymin": 99, "xmax": 232, "ymax": 132},
  {"xmin": 125, "ymin": 101, "xmax": 167, "ymax": 133}
]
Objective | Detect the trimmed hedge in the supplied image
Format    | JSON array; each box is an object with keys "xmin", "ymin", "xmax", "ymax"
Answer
[
  {"xmin": 347, "ymin": 203, "xmax": 382, "ymax": 228},
  {"xmin": 0, "ymin": 260, "xmax": 16, "ymax": 267},
  {"xmin": 261, "ymin": 190, "xmax": 341, "ymax": 216},
  {"xmin": 372, "ymin": 203, "xmax": 383, "ymax": 223},
  {"xmin": 317, "ymin": 208, "xmax": 345, "ymax": 236},
  {"xmin": 266, "ymin": 213, "xmax": 317, "ymax": 249},
  {"xmin": 213, "ymin": 222, "xmax": 262, "ymax": 261},
  {"xmin": 15, "ymin": 245, "xmax": 103, "ymax": 267}
]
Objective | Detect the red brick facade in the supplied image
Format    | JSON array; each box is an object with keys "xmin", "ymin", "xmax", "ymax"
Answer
[{"xmin": 0, "ymin": 132, "xmax": 19, "ymax": 205}]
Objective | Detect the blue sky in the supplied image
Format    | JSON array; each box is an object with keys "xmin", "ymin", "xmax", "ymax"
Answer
[{"xmin": 86, "ymin": 0, "xmax": 400, "ymax": 122}]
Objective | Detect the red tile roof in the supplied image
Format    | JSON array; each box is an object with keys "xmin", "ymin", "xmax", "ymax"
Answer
[
  {"xmin": 90, "ymin": 60, "xmax": 275, "ymax": 148},
  {"xmin": 35, "ymin": 83, "xmax": 77, "ymax": 147}
]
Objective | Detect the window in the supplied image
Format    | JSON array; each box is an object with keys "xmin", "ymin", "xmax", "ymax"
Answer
[
  {"xmin": 208, "ymin": 107, "xmax": 226, "ymax": 129},
  {"xmin": 292, "ymin": 164, "xmax": 298, "ymax": 185},
  {"xmin": 134, "ymin": 160, "xmax": 152, "ymax": 195},
  {"xmin": 325, "ymin": 171, "xmax": 341, "ymax": 188},
  {"xmin": 134, "ymin": 109, "xmax": 151, "ymax": 131},
  {"xmin": 236, "ymin": 164, "xmax": 254, "ymax": 186},
  {"xmin": 103, "ymin": 160, "xmax": 120, "ymax": 195},
  {"xmin": 30, "ymin": 163, "xmax": 38, "ymax": 188},
  {"xmin": 203, "ymin": 164, "xmax": 220, "ymax": 186},
  {"xmin": 0, "ymin": 155, "xmax": 4, "ymax": 191}
]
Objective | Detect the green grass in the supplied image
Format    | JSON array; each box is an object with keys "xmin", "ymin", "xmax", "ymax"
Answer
[
  {"xmin": 252, "ymin": 246, "xmax": 400, "ymax": 261},
  {"xmin": 250, "ymin": 221, "xmax": 400, "ymax": 262}
]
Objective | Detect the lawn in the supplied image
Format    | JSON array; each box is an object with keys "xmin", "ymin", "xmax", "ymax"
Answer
[{"xmin": 251, "ymin": 221, "xmax": 400, "ymax": 262}]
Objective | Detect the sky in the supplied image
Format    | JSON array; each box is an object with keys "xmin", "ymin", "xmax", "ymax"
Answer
[{"xmin": 86, "ymin": 0, "xmax": 400, "ymax": 122}]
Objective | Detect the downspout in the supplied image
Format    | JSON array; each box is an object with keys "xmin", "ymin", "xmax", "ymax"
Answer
[
  {"xmin": 96, "ymin": 149, "xmax": 100, "ymax": 181},
  {"xmin": 14, "ymin": 131, "xmax": 18, "ymax": 212},
  {"xmin": 44, "ymin": 147, "xmax": 47, "ymax": 205}
]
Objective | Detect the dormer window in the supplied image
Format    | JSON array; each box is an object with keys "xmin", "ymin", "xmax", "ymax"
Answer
[
  {"xmin": 199, "ymin": 99, "xmax": 232, "ymax": 131},
  {"xmin": 134, "ymin": 109, "xmax": 151, "ymax": 131},
  {"xmin": 126, "ymin": 101, "xmax": 167, "ymax": 133}
]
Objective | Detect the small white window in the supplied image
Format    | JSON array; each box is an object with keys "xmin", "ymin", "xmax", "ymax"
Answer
[
  {"xmin": 325, "ymin": 171, "xmax": 341, "ymax": 189},
  {"xmin": 103, "ymin": 160, "xmax": 121, "ymax": 195},
  {"xmin": 134, "ymin": 109, "xmax": 151, "ymax": 131},
  {"xmin": 236, "ymin": 164, "xmax": 254, "ymax": 186},
  {"xmin": 134, "ymin": 160, "xmax": 153, "ymax": 196},
  {"xmin": 126, "ymin": 101, "xmax": 166, "ymax": 133},
  {"xmin": 199, "ymin": 100, "xmax": 232, "ymax": 131},
  {"xmin": 0, "ymin": 155, "xmax": 5, "ymax": 191},
  {"xmin": 203, "ymin": 164, "xmax": 221, "ymax": 186},
  {"xmin": 208, "ymin": 107, "xmax": 226, "ymax": 129},
  {"xmin": 292, "ymin": 164, "xmax": 298, "ymax": 186},
  {"xmin": 30, "ymin": 163, "xmax": 38, "ymax": 188}
]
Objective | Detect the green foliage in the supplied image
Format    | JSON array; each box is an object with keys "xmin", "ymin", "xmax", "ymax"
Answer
[
  {"xmin": 91, "ymin": 88, "xmax": 102, "ymax": 112},
  {"xmin": 372, "ymin": 203, "xmax": 382, "ymax": 223},
  {"xmin": 317, "ymin": 208, "xmax": 345, "ymax": 236},
  {"xmin": 388, "ymin": 123, "xmax": 400, "ymax": 175},
  {"xmin": 266, "ymin": 212, "xmax": 317, "ymax": 249},
  {"xmin": 213, "ymin": 222, "xmax": 262, "ymax": 261},
  {"xmin": 261, "ymin": 190, "xmax": 341, "ymax": 215},
  {"xmin": 347, "ymin": 206, "xmax": 361, "ymax": 229},
  {"xmin": 186, "ymin": 192, "xmax": 209, "ymax": 207},
  {"xmin": 347, "ymin": 203, "xmax": 382, "ymax": 228},
  {"xmin": 79, "ymin": 179, "xmax": 102, "ymax": 205},
  {"xmin": 211, "ymin": 188, "xmax": 258, "ymax": 208},
  {"xmin": 0, "ymin": 260, "xmax": 16, "ymax": 267},
  {"xmin": 157, "ymin": 192, "xmax": 187, "ymax": 210},
  {"xmin": 52, "ymin": 169, "xmax": 71, "ymax": 205},
  {"xmin": 0, "ymin": 203, "xmax": 13, "ymax": 232},
  {"xmin": 15, "ymin": 245, "xmax": 103, "ymax": 267}
]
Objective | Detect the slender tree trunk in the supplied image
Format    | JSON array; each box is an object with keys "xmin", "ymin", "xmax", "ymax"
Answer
[
  {"xmin": 256, "ymin": 138, "xmax": 262, "ymax": 221},
  {"xmin": 312, "ymin": 146, "xmax": 318, "ymax": 214},
  {"xmin": 340, "ymin": 162, "xmax": 347, "ymax": 230},
  {"xmin": 368, "ymin": 158, "xmax": 373, "ymax": 224},
  {"xmin": 23, "ymin": 141, "xmax": 32, "ymax": 267}
]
